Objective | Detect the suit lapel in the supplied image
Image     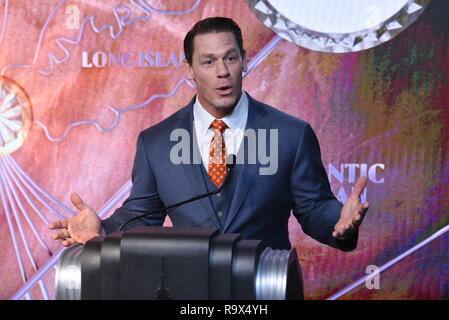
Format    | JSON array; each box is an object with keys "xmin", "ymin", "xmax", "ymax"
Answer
[{"xmin": 222, "ymin": 94, "xmax": 270, "ymax": 232}]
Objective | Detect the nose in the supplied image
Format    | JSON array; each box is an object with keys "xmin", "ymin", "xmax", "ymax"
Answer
[{"xmin": 216, "ymin": 59, "xmax": 230, "ymax": 78}]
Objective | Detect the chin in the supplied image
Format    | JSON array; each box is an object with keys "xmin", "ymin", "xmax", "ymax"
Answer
[{"xmin": 215, "ymin": 96, "xmax": 239, "ymax": 109}]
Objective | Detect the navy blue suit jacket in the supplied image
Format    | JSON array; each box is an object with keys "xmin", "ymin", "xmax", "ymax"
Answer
[{"xmin": 102, "ymin": 93, "xmax": 357, "ymax": 251}]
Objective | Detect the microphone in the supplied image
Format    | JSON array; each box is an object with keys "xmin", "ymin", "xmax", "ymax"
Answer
[{"xmin": 118, "ymin": 154, "xmax": 236, "ymax": 231}]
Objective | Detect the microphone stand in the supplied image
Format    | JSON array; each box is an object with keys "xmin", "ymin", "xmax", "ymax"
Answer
[{"xmin": 118, "ymin": 154, "xmax": 236, "ymax": 231}]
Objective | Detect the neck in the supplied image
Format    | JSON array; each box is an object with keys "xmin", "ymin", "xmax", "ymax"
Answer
[
  {"xmin": 207, "ymin": 106, "xmax": 234, "ymax": 119},
  {"xmin": 198, "ymin": 92, "xmax": 243, "ymax": 119}
]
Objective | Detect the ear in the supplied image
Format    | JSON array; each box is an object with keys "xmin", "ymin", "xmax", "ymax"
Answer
[{"xmin": 183, "ymin": 59, "xmax": 194, "ymax": 80}]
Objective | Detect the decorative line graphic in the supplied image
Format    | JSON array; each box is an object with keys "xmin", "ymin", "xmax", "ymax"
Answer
[
  {"xmin": 0, "ymin": 0, "xmax": 203, "ymax": 143},
  {"xmin": 0, "ymin": 0, "xmax": 206, "ymax": 300},
  {"xmin": 2, "ymin": 0, "xmax": 447, "ymax": 302},
  {"xmin": 33, "ymin": 34, "xmax": 283, "ymax": 142},
  {"xmin": 326, "ymin": 223, "xmax": 449, "ymax": 300},
  {"xmin": 0, "ymin": 0, "xmax": 9, "ymax": 50},
  {"xmin": 0, "ymin": 154, "xmax": 78, "ymax": 300},
  {"xmin": 33, "ymin": 78, "xmax": 196, "ymax": 142},
  {"xmin": 8, "ymin": 33, "xmax": 283, "ymax": 299},
  {"xmin": 1, "ymin": 0, "xmax": 202, "ymax": 79}
]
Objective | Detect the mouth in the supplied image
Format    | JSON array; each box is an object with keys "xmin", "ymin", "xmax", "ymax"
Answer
[{"xmin": 215, "ymin": 85, "xmax": 233, "ymax": 96}]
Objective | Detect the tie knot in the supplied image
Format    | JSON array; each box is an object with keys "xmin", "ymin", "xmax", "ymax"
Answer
[{"xmin": 210, "ymin": 119, "xmax": 227, "ymax": 134}]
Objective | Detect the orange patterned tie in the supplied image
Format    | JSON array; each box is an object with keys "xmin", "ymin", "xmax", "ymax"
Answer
[{"xmin": 209, "ymin": 120, "xmax": 228, "ymax": 187}]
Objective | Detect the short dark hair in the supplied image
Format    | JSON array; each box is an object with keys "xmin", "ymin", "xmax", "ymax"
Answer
[{"xmin": 184, "ymin": 17, "xmax": 246, "ymax": 65}]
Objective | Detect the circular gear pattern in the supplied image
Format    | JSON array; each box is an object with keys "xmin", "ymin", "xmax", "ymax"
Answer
[
  {"xmin": 0, "ymin": 76, "xmax": 32, "ymax": 156},
  {"xmin": 246, "ymin": 0, "xmax": 432, "ymax": 53}
]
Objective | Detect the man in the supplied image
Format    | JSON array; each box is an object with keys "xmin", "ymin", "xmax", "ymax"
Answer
[{"xmin": 49, "ymin": 17, "xmax": 369, "ymax": 251}]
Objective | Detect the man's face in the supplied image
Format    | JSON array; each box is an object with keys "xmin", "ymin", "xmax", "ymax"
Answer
[{"xmin": 184, "ymin": 32, "xmax": 247, "ymax": 118}]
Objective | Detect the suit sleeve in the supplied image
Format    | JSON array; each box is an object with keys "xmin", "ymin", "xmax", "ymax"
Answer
[
  {"xmin": 101, "ymin": 132, "xmax": 166, "ymax": 234},
  {"xmin": 290, "ymin": 123, "xmax": 358, "ymax": 251}
]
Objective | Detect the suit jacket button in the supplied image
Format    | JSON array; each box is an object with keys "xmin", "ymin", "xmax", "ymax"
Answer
[{"xmin": 217, "ymin": 211, "xmax": 223, "ymax": 217}]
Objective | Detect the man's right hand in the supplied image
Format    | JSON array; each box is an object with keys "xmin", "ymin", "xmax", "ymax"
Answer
[{"xmin": 48, "ymin": 193, "xmax": 102, "ymax": 247}]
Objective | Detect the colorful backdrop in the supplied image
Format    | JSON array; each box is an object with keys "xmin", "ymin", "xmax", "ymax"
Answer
[{"xmin": 0, "ymin": 0, "xmax": 448, "ymax": 300}]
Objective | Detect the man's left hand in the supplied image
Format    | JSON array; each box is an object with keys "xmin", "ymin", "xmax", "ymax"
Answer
[{"xmin": 333, "ymin": 176, "xmax": 369, "ymax": 240}]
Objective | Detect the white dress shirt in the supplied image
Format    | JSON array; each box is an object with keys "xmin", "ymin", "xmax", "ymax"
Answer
[{"xmin": 193, "ymin": 91, "xmax": 248, "ymax": 173}]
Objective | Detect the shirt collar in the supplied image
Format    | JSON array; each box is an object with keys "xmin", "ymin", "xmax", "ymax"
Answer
[{"xmin": 193, "ymin": 90, "xmax": 248, "ymax": 136}]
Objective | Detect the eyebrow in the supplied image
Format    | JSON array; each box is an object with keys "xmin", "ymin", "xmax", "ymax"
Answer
[{"xmin": 199, "ymin": 48, "xmax": 239, "ymax": 59}]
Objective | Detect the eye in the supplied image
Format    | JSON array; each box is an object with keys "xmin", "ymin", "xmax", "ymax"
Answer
[{"xmin": 226, "ymin": 55, "xmax": 237, "ymax": 62}]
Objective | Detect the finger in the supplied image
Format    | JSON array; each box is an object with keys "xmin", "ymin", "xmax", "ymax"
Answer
[
  {"xmin": 358, "ymin": 201, "xmax": 370, "ymax": 217},
  {"xmin": 51, "ymin": 230, "xmax": 71, "ymax": 240},
  {"xmin": 333, "ymin": 229, "xmax": 350, "ymax": 239},
  {"xmin": 333, "ymin": 224, "xmax": 347, "ymax": 238},
  {"xmin": 332, "ymin": 228, "xmax": 343, "ymax": 238},
  {"xmin": 352, "ymin": 213, "xmax": 362, "ymax": 225},
  {"xmin": 334, "ymin": 222, "xmax": 356, "ymax": 239},
  {"xmin": 62, "ymin": 238, "xmax": 78, "ymax": 247},
  {"xmin": 48, "ymin": 219, "xmax": 68, "ymax": 230},
  {"xmin": 71, "ymin": 193, "xmax": 90, "ymax": 212},
  {"xmin": 350, "ymin": 176, "xmax": 367, "ymax": 199}
]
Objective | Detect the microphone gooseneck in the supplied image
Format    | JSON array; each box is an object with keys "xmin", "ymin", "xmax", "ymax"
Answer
[{"xmin": 118, "ymin": 154, "xmax": 236, "ymax": 231}]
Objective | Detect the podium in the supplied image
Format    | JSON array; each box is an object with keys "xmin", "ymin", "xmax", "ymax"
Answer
[{"xmin": 55, "ymin": 226, "xmax": 303, "ymax": 300}]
